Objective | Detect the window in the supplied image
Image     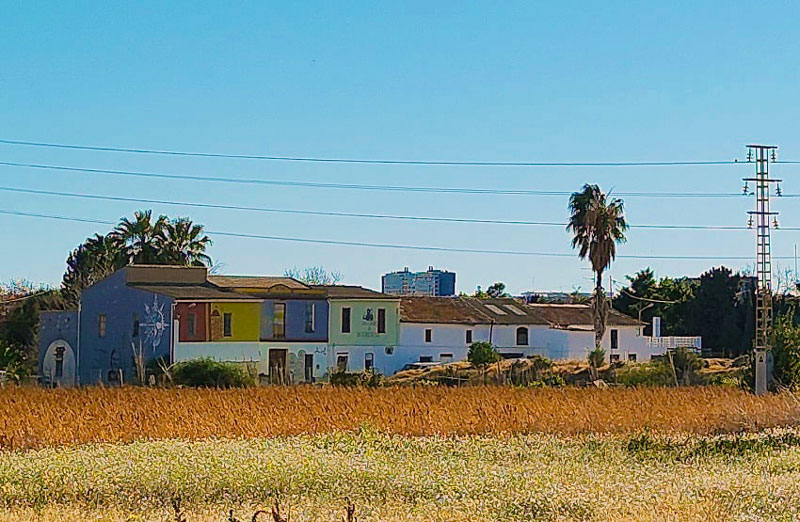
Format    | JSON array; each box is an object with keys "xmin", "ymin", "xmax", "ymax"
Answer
[
  {"xmin": 610, "ymin": 354, "xmax": 620, "ymax": 362},
  {"xmin": 223, "ymin": 313, "xmax": 233, "ymax": 337},
  {"xmin": 336, "ymin": 353, "xmax": 349, "ymax": 372},
  {"xmin": 341, "ymin": 307, "xmax": 351, "ymax": 333},
  {"xmin": 377, "ymin": 308, "xmax": 386, "ymax": 334},
  {"xmin": 516, "ymin": 327, "xmax": 529, "ymax": 346},
  {"xmin": 304, "ymin": 302, "xmax": 315, "ymax": 333},
  {"xmin": 611, "ymin": 329, "xmax": 619, "ymax": 350},
  {"xmin": 273, "ymin": 303, "xmax": 286, "ymax": 338},
  {"xmin": 425, "ymin": 329, "xmax": 432, "ymax": 343},
  {"xmin": 98, "ymin": 314, "xmax": 106, "ymax": 338},
  {"xmin": 628, "ymin": 353, "xmax": 637, "ymax": 362},
  {"xmin": 466, "ymin": 329, "xmax": 473, "ymax": 344},
  {"xmin": 365, "ymin": 352, "xmax": 374, "ymax": 371},
  {"xmin": 440, "ymin": 353, "xmax": 453, "ymax": 363},
  {"xmin": 132, "ymin": 314, "xmax": 140, "ymax": 338},
  {"xmin": 419, "ymin": 355, "xmax": 433, "ymax": 363},
  {"xmin": 186, "ymin": 313, "xmax": 196, "ymax": 336}
]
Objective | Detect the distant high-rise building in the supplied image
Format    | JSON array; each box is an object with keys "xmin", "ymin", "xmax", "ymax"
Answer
[{"xmin": 381, "ymin": 266, "xmax": 456, "ymax": 296}]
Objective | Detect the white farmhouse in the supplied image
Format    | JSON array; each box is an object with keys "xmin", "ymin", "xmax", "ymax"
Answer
[{"xmin": 395, "ymin": 297, "xmax": 661, "ymax": 372}]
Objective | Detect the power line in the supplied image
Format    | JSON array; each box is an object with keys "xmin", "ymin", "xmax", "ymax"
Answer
[
  {"xmin": 0, "ymin": 138, "xmax": 744, "ymax": 167},
  {"xmin": 0, "ymin": 185, "xmax": 782, "ymax": 230},
  {"xmin": 2, "ymin": 208, "xmax": 796, "ymax": 260},
  {"xmin": 0, "ymin": 160, "xmax": 774, "ymax": 198}
]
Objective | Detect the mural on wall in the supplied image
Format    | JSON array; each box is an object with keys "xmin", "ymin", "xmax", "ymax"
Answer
[
  {"xmin": 142, "ymin": 295, "xmax": 169, "ymax": 350},
  {"xmin": 358, "ymin": 307, "xmax": 377, "ymax": 338}
]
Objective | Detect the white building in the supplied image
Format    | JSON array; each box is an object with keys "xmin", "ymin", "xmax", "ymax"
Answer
[{"xmin": 395, "ymin": 297, "xmax": 666, "ymax": 372}]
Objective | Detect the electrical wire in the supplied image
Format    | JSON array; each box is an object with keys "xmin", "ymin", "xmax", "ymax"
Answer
[
  {"xmin": 0, "ymin": 185, "xmax": 773, "ymax": 230},
  {"xmin": 0, "ymin": 160, "xmax": 771, "ymax": 198},
  {"xmin": 2, "ymin": 208, "xmax": 795, "ymax": 260},
  {"xmin": 0, "ymin": 138, "xmax": 744, "ymax": 167}
]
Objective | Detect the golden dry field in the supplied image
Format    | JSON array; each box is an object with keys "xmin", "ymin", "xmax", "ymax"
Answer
[
  {"xmin": 3, "ymin": 386, "xmax": 800, "ymax": 521},
  {"xmin": 1, "ymin": 385, "xmax": 800, "ymax": 449}
]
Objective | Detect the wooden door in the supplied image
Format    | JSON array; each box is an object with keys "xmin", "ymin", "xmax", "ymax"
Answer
[{"xmin": 268, "ymin": 348, "xmax": 288, "ymax": 385}]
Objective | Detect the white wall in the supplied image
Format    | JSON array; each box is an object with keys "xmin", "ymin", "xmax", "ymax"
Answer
[{"xmin": 174, "ymin": 341, "xmax": 328, "ymax": 381}]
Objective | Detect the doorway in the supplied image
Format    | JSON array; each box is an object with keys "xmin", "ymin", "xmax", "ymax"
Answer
[
  {"xmin": 304, "ymin": 353, "xmax": 314, "ymax": 383},
  {"xmin": 268, "ymin": 348, "xmax": 288, "ymax": 385}
]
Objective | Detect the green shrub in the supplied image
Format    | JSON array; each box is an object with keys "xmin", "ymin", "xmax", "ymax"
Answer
[
  {"xmin": 771, "ymin": 309, "xmax": 800, "ymax": 390},
  {"xmin": 172, "ymin": 358, "xmax": 255, "ymax": 388},
  {"xmin": 671, "ymin": 347, "xmax": 703, "ymax": 385},
  {"xmin": 587, "ymin": 346, "xmax": 606, "ymax": 369},
  {"xmin": 617, "ymin": 361, "xmax": 675, "ymax": 387},
  {"xmin": 329, "ymin": 371, "xmax": 383, "ymax": 387},
  {"xmin": 468, "ymin": 341, "xmax": 501, "ymax": 367}
]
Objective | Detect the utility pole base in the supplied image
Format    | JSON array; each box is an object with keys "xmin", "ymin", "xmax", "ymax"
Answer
[{"xmin": 754, "ymin": 348, "xmax": 768, "ymax": 396}]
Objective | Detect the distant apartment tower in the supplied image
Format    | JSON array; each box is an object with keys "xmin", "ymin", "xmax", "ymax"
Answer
[{"xmin": 382, "ymin": 266, "xmax": 456, "ymax": 296}]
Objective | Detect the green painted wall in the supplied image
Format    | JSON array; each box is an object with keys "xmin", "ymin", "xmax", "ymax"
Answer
[
  {"xmin": 328, "ymin": 299, "xmax": 399, "ymax": 346},
  {"xmin": 209, "ymin": 302, "xmax": 261, "ymax": 341}
]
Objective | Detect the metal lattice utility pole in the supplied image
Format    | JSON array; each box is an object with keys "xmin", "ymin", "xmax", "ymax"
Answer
[{"xmin": 744, "ymin": 144, "xmax": 781, "ymax": 395}]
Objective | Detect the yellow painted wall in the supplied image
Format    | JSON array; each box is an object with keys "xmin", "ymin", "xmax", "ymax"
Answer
[{"xmin": 209, "ymin": 302, "xmax": 261, "ymax": 341}]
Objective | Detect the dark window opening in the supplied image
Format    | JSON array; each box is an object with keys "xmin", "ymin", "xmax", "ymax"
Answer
[
  {"xmin": 273, "ymin": 303, "xmax": 286, "ymax": 338},
  {"xmin": 336, "ymin": 354, "xmax": 349, "ymax": 372},
  {"xmin": 419, "ymin": 355, "xmax": 433, "ymax": 363},
  {"xmin": 377, "ymin": 308, "xmax": 386, "ymax": 334},
  {"xmin": 516, "ymin": 327, "xmax": 529, "ymax": 346},
  {"xmin": 365, "ymin": 352, "xmax": 374, "ymax": 371},
  {"xmin": 610, "ymin": 354, "xmax": 620, "ymax": 362},
  {"xmin": 186, "ymin": 313, "xmax": 196, "ymax": 336},
  {"xmin": 132, "ymin": 314, "xmax": 140, "ymax": 338},
  {"xmin": 425, "ymin": 329, "xmax": 432, "ymax": 343},
  {"xmin": 223, "ymin": 313, "xmax": 233, "ymax": 337},
  {"xmin": 466, "ymin": 329, "xmax": 473, "ymax": 344},
  {"xmin": 611, "ymin": 329, "xmax": 619, "ymax": 350},
  {"xmin": 341, "ymin": 307, "xmax": 351, "ymax": 333},
  {"xmin": 628, "ymin": 353, "xmax": 637, "ymax": 362}
]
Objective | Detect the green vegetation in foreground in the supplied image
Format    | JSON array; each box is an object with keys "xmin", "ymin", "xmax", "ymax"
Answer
[{"xmin": 2, "ymin": 429, "xmax": 800, "ymax": 521}]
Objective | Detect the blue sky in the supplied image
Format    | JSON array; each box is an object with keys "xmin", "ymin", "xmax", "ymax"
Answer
[{"xmin": 2, "ymin": 1, "xmax": 800, "ymax": 294}]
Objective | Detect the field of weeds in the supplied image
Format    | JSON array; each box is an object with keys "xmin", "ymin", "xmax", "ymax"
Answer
[
  {"xmin": 2, "ymin": 385, "xmax": 800, "ymax": 449},
  {"xmin": 2, "ymin": 429, "xmax": 800, "ymax": 521}
]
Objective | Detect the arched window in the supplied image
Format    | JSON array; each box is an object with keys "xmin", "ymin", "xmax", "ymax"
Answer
[{"xmin": 516, "ymin": 327, "xmax": 529, "ymax": 346}]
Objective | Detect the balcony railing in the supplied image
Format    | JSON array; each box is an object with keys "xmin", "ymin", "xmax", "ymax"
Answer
[{"xmin": 645, "ymin": 336, "xmax": 702, "ymax": 351}]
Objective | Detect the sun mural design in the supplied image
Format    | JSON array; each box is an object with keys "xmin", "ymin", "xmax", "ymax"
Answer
[{"xmin": 141, "ymin": 295, "xmax": 169, "ymax": 351}]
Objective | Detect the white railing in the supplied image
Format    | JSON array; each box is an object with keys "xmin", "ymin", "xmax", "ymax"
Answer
[{"xmin": 645, "ymin": 336, "xmax": 702, "ymax": 351}]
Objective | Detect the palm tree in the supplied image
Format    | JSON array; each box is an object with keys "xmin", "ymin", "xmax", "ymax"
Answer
[
  {"xmin": 567, "ymin": 184, "xmax": 628, "ymax": 347},
  {"xmin": 62, "ymin": 233, "xmax": 124, "ymax": 305},
  {"xmin": 162, "ymin": 218, "xmax": 213, "ymax": 266},
  {"xmin": 112, "ymin": 210, "xmax": 169, "ymax": 265}
]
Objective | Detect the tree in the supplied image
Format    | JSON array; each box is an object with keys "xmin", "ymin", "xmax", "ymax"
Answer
[
  {"xmin": 112, "ymin": 210, "xmax": 169, "ymax": 265},
  {"xmin": 161, "ymin": 218, "xmax": 213, "ymax": 266},
  {"xmin": 567, "ymin": 184, "xmax": 628, "ymax": 346},
  {"xmin": 770, "ymin": 308, "xmax": 800, "ymax": 390},
  {"xmin": 62, "ymin": 211, "xmax": 213, "ymax": 305},
  {"xmin": 486, "ymin": 282, "xmax": 508, "ymax": 298},
  {"xmin": 467, "ymin": 341, "xmax": 501, "ymax": 367},
  {"xmin": 284, "ymin": 266, "xmax": 343, "ymax": 285}
]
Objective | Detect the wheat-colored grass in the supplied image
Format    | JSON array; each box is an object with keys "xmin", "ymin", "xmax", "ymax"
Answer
[
  {"xmin": 2, "ymin": 430, "xmax": 800, "ymax": 521},
  {"xmin": 1, "ymin": 385, "xmax": 799, "ymax": 449}
]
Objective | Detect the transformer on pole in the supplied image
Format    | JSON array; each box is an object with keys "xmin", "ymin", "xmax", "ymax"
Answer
[{"xmin": 743, "ymin": 144, "xmax": 781, "ymax": 395}]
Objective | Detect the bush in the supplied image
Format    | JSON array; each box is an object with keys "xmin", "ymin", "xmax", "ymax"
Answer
[
  {"xmin": 587, "ymin": 346, "xmax": 606, "ymax": 369},
  {"xmin": 771, "ymin": 310, "xmax": 800, "ymax": 390},
  {"xmin": 671, "ymin": 347, "xmax": 703, "ymax": 385},
  {"xmin": 468, "ymin": 341, "xmax": 501, "ymax": 367},
  {"xmin": 329, "ymin": 370, "xmax": 383, "ymax": 387},
  {"xmin": 172, "ymin": 359, "xmax": 255, "ymax": 388},
  {"xmin": 617, "ymin": 361, "xmax": 675, "ymax": 387}
]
